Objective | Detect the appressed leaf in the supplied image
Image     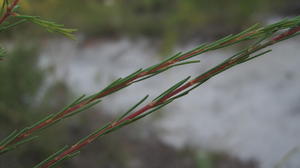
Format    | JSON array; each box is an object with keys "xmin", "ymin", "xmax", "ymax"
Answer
[{"xmin": 16, "ymin": 15, "xmax": 77, "ymax": 39}]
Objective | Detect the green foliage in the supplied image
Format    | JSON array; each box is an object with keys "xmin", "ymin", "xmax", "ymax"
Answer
[
  {"xmin": 28, "ymin": 16, "xmax": 300, "ymax": 168},
  {"xmin": 1, "ymin": 1, "xmax": 300, "ymax": 168},
  {"xmin": 0, "ymin": 45, "xmax": 72, "ymax": 167},
  {"xmin": 0, "ymin": 0, "xmax": 76, "ymax": 60},
  {"xmin": 0, "ymin": 15, "xmax": 299, "ymax": 168},
  {"xmin": 15, "ymin": 15, "xmax": 77, "ymax": 39}
]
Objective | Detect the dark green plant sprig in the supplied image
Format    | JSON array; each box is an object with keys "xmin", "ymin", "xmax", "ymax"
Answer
[
  {"xmin": 33, "ymin": 19, "xmax": 300, "ymax": 168},
  {"xmin": 0, "ymin": 0, "xmax": 76, "ymax": 60},
  {"xmin": 0, "ymin": 0, "xmax": 77, "ymax": 37},
  {"xmin": 0, "ymin": 0, "xmax": 19, "ymax": 25},
  {"xmin": 15, "ymin": 15, "xmax": 77, "ymax": 39},
  {"xmin": 1, "ymin": 16, "xmax": 299, "ymax": 155},
  {"xmin": 0, "ymin": 0, "xmax": 18, "ymax": 58}
]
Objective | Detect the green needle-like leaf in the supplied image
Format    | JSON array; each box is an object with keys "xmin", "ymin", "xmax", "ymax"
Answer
[
  {"xmin": 33, "ymin": 146, "xmax": 69, "ymax": 168},
  {"xmin": 131, "ymin": 99, "xmax": 174, "ymax": 122},
  {"xmin": 0, "ymin": 130, "xmax": 18, "ymax": 146},
  {"xmin": 115, "ymin": 95, "xmax": 149, "ymax": 122},
  {"xmin": 153, "ymin": 76, "xmax": 191, "ymax": 102},
  {"xmin": 0, "ymin": 136, "xmax": 38, "ymax": 154},
  {"xmin": 16, "ymin": 15, "xmax": 77, "ymax": 39},
  {"xmin": 74, "ymin": 123, "xmax": 112, "ymax": 146},
  {"xmin": 239, "ymin": 50, "xmax": 272, "ymax": 64},
  {"xmin": 62, "ymin": 100, "xmax": 102, "ymax": 119}
]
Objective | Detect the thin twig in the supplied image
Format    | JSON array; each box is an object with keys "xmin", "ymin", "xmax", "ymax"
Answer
[
  {"xmin": 0, "ymin": 21, "xmax": 262, "ymax": 152},
  {"xmin": 36, "ymin": 24, "xmax": 300, "ymax": 168},
  {"xmin": 1, "ymin": 16, "xmax": 300, "ymax": 154},
  {"xmin": 0, "ymin": 0, "xmax": 20, "ymax": 25}
]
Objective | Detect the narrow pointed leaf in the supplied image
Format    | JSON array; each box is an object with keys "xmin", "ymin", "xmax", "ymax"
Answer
[
  {"xmin": 0, "ymin": 130, "xmax": 18, "ymax": 146},
  {"xmin": 116, "ymin": 95, "xmax": 149, "ymax": 122},
  {"xmin": 62, "ymin": 100, "xmax": 102, "ymax": 119},
  {"xmin": 33, "ymin": 146, "xmax": 69, "ymax": 168},
  {"xmin": 153, "ymin": 76, "xmax": 191, "ymax": 102}
]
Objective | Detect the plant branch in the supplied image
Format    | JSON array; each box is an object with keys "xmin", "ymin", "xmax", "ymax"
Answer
[
  {"xmin": 0, "ymin": 0, "xmax": 20, "ymax": 25},
  {"xmin": 1, "ymin": 16, "xmax": 299, "ymax": 155},
  {"xmin": 34, "ymin": 22, "xmax": 300, "ymax": 168}
]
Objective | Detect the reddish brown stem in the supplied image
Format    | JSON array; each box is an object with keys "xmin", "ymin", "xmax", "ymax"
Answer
[
  {"xmin": 0, "ymin": 28, "xmax": 253, "ymax": 152},
  {"xmin": 0, "ymin": 0, "xmax": 20, "ymax": 25},
  {"xmin": 2, "ymin": 25, "xmax": 300, "ymax": 157},
  {"xmin": 38, "ymin": 25, "xmax": 300, "ymax": 168},
  {"xmin": 272, "ymin": 26, "xmax": 300, "ymax": 41},
  {"xmin": 39, "ymin": 53, "xmax": 242, "ymax": 168}
]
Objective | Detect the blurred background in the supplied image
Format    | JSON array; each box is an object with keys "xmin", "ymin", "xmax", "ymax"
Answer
[{"xmin": 0, "ymin": 0, "xmax": 300, "ymax": 168}]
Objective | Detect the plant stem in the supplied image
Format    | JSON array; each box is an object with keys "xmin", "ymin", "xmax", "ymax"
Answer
[
  {"xmin": 36, "ymin": 24, "xmax": 300, "ymax": 168},
  {"xmin": 0, "ymin": 20, "xmax": 264, "ymax": 153},
  {"xmin": 1, "ymin": 16, "xmax": 300, "ymax": 154},
  {"xmin": 0, "ymin": 0, "xmax": 20, "ymax": 25}
]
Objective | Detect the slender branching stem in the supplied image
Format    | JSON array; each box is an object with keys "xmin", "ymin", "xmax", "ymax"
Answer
[
  {"xmin": 1, "ymin": 16, "xmax": 300, "ymax": 155},
  {"xmin": 0, "ymin": 21, "xmax": 264, "ymax": 153},
  {"xmin": 0, "ymin": 0, "xmax": 20, "ymax": 25},
  {"xmin": 36, "ymin": 24, "xmax": 300, "ymax": 168}
]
